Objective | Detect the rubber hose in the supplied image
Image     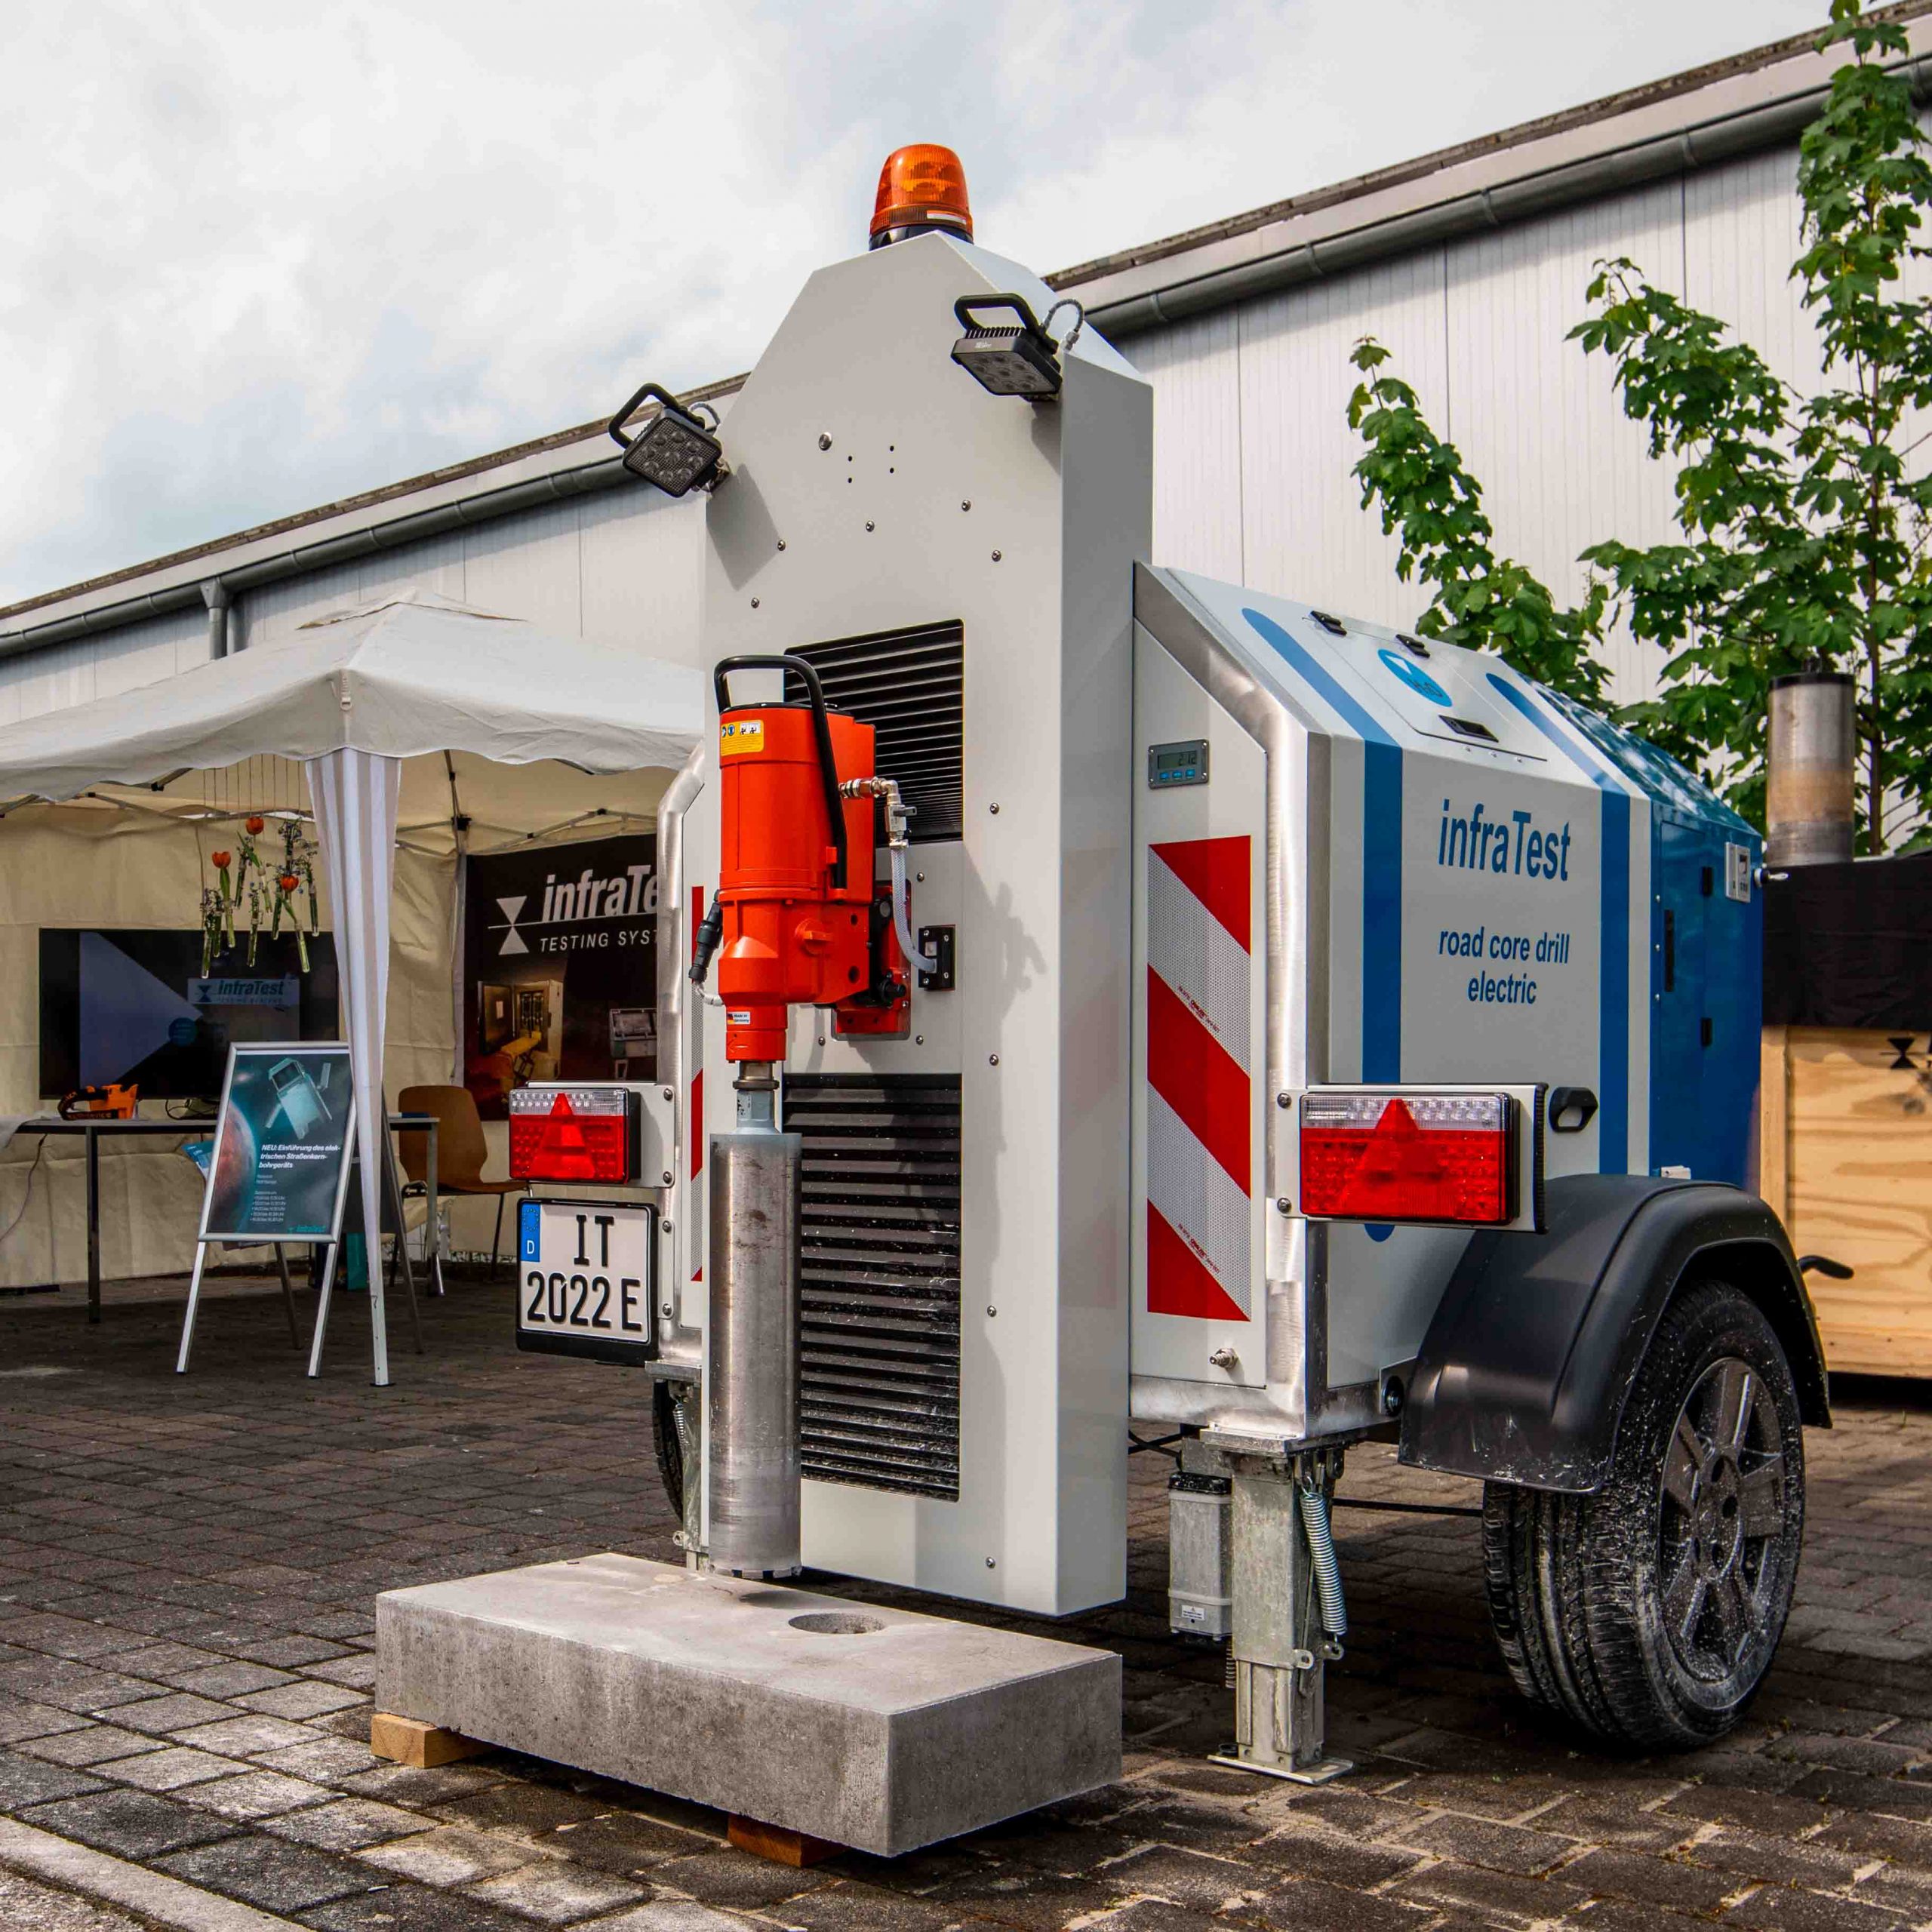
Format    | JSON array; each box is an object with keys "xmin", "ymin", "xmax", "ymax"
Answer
[
  {"xmin": 1298, "ymin": 1484, "xmax": 1347, "ymax": 1641},
  {"xmin": 889, "ymin": 842, "xmax": 939, "ymax": 976}
]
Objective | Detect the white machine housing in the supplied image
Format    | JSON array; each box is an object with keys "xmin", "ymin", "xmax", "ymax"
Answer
[
  {"xmin": 1128, "ymin": 565, "xmax": 1660, "ymax": 1441},
  {"xmin": 659, "ymin": 229, "xmax": 1151, "ymax": 1617}
]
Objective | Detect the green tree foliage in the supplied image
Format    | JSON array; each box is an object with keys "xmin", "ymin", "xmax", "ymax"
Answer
[
  {"xmin": 1345, "ymin": 343, "xmax": 1612, "ymax": 708},
  {"xmin": 1347, "ymin": 0, "xmax": 1932, "ymax": 844}
]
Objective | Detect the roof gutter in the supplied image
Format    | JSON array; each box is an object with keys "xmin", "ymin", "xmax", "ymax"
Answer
[
  {"xmin": 0, "ymin": 451, "xmax": 639, "ymax": 662},
  {"xmin": 1086, "ymin": 54, "xmax": 1932, "ymax": 335}
]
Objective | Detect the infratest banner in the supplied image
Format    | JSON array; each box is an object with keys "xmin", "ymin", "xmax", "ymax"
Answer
[{"xmin": 463, "ymin": 834, "xmax": 659, "ymax": 1119}]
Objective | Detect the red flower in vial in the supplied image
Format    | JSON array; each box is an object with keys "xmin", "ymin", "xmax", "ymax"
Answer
[
  {"xmin": 245, "ymin": 815, "xmax": 266, "ymax": 835},
  {"xmin": 211, "ymin": 851, "xmax": 232, "ymax": 869}
]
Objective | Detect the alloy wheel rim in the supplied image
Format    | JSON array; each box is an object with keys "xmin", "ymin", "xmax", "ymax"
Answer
[{"xmin": 1657, "ymin": 1355, "xmax": 1789, "ymax": 1683}]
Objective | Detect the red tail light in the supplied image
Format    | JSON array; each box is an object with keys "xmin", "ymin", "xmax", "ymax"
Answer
[
  {"xmin": 509, "ymin": 1085, "xmax": 636, "ymax": 1184},
  {"xmin": 1300, "ymin": 1091, "xmax": 1513, "ymax": 1226}
]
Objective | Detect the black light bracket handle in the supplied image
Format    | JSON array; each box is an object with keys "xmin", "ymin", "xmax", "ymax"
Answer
[
  {"xmin": 713, "ymin": 654, "xmax": 848, "ymax": 891},
  {"xmin": 1548, "ymin": 1086, "xmax": 1599, "ymax": 1134},
  {"xmin": 608, "ymin": 381, "xmax": 679, "ymax": 451},
  {"xmin": 954, "ymin": 293, "xmax": 1051, "ymax": 343},
  {"xmin": 609, "ymin": 382, "xmax": 718, "ymax": 449}
]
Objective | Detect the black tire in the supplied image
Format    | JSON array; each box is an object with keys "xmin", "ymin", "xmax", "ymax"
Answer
[
  {"xmin": 651, "ymin": 1378, "xmax": 685, "ymax": 1521},
  {"xmin": 1481, "ymin": 1278, "xmax": 1805, "ymax": 1749}
]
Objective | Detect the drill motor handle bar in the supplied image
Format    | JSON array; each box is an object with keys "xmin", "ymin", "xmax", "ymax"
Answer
[{"xmin": 712, "ymin": 654, "xmax": 849, "ymax": 891}]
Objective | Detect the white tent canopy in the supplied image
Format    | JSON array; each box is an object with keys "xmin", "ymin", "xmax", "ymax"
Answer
[
  {"xmin": 0, "ymin": 592, "xmax": 703, "ymax": 1385},
  {"xmin": 0, "ymin": 591, "xmax": 701, "ymax": 802}
]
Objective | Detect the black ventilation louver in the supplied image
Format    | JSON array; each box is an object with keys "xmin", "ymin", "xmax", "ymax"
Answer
[
  {"xmin": 785, "ymin": 624, "xmax": 964, "ymax": 844},
  {"xmin": 782, "ymin": 1072, "xmax": 962, "ymax": 1500}
]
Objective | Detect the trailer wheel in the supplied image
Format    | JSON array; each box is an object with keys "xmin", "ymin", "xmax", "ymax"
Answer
[{"xmin": 1481, "ymin": 1278, "xmax": 1805, "ymax": 1749}]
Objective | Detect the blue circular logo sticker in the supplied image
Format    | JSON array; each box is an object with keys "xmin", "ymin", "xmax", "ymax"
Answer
[
  {"xmin": 1377, "ymin": 647, "xmax": 1451, "ymax": 706},
  {"xmin": 168, "ymin": 1017, "xmax": 198, "ymax": 1046}
]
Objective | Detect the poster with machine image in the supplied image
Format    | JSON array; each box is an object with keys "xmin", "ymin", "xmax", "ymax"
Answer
[
  {"xmin": 198, "ymin": 1043, "xmax": 355, "ymax": 1241},
  {"xmin": 463, "ymin": 833, "xmax": 658, "ymax": 1119}
]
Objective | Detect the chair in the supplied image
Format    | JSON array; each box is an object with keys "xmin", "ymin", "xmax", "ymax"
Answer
[{"xmin": 395, "ymin": 1085, "xmax": 526, "ymax": 1272}]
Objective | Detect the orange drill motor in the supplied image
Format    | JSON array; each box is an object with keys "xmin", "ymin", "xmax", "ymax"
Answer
[{"xmin": 691, "ymin": 655, "xmax": 897, "ymax": 1063}]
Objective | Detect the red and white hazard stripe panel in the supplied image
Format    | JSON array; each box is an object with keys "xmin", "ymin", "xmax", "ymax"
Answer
[{"xmin": 1145, "ymin": 835, "xmax": 1253, "ymax": 1324}]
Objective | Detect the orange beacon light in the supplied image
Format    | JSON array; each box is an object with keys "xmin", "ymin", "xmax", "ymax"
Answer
[{"xmin": 869, "ymin": 143, "xmax": 972, "ymax": 249}]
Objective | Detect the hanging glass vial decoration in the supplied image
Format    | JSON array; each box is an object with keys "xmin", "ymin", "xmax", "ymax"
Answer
[
  {"xmin": 210, "ymin": 851, "xmax": 235, "ymax": 949},
  {"xmin": 200, "ymin": 888, "xmax": 225, "ymax": 978},
  {"xmin": 235, "ymin": 817, "xmax": 266, "ymax": 966},
  {"xmin": 280, "ymin": 817, "xmax": 321, "ymax": 955}
]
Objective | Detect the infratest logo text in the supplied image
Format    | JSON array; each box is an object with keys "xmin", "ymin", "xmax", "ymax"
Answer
[{"xmin": 1437, "ymin": 797, "xmax": 1571, "ymax": 881}]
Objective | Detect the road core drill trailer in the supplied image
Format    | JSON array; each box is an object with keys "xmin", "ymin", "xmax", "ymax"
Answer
[{"xmin": 374, "ymin": 144, "xmax": 1828, "ymax": 1854}]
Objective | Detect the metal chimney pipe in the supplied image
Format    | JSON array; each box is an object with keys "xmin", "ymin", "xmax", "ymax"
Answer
[{"xmin": 1767, "ymin": 670, "xmax": 1855, "ymax": 867}]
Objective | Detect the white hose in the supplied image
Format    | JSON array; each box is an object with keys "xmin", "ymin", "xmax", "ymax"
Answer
[
  {"xmin": 841, "ymin": 775, "xmax": 938, "ymax": 978},
  {"xmin": 890, "ymin": 841, "xmax": 939, "ymax": 977}
]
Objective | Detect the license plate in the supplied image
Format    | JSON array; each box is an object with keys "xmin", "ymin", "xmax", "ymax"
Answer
[{"xmin": 515, "ymin": 1199, "xmax": 657, "ymax": 1362}]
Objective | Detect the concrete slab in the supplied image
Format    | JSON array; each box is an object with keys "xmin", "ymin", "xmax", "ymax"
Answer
[{"xmin": 374, "ymin": 1553, "xmax": 1121, "ymax": 1857}]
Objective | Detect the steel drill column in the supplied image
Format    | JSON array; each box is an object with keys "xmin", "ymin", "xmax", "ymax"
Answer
[{"xmin": 705, "ymin": 1065, "xmax": 803, "ymax": 1577}]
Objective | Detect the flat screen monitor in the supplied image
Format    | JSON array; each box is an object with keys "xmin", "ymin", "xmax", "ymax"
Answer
[{"xmin": 38, "ymin": 929, "xmax": 340, "ymax": 1103}]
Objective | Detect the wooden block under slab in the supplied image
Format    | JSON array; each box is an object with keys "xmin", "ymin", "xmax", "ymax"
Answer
[
  {"xmin": 728, "ymin": 1815, "xmax": 841, "ymax": 1866},
  {"xmin": 369, "ymin": 1712, "xmax": 492, "ymax": 1769}
]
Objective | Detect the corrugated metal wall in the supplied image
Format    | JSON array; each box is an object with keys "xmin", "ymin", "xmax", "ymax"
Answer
[
  {"xmin": 9, "ymin": 123, "xmax": 1927, "ymax": 729},
  {"xmin": 1137, "ymin": 122, "xmax": 1928, "ymax": 712}
]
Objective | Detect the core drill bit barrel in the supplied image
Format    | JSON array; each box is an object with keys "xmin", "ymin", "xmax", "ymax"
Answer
[{"xmin": 704, "ymin": 1065, "xmax": 801, "ymax": 1577}]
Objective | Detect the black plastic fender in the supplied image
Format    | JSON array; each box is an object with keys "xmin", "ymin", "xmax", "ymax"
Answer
[{"xmin": 1398, "ymin": 1175, "xmax": 1830, "ymax": 1494}]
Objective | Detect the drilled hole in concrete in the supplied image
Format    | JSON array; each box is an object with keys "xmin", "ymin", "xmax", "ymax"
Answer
[{"xmin": 789, "ymin": 1611, "xmax": 884, "ymax": 1635}]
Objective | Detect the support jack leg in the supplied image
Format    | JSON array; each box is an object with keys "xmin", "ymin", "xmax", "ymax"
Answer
[{"xmin": 1208, "ymin": 1446, "xmax": 1352, "ymax": 1786}]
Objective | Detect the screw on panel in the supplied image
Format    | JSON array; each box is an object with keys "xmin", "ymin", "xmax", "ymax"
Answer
[
  {"xmin": 989, "ymin": 1054, "xmax": 1001, "ymax": 1066},
  {"xmin": 991, "ymin": 550, "xmax": 1002, "ymax": 561},
  {"xmin": 661, "ymin": 1086, "xmax": 673, "ymax": 1100},
  {"xmin": 1277, "ymin": 1091, "xmax": 1290, "ymax": 1107},
  {"xmin": 750, "ymin": 597, "xmax": 760, "ymax": 608},
  {"xmin": 662, "ymin": 1171, "xmax": 674, "ymax": 1186},
  {"xmin": 915, "ymin": 871, "xmax": 925, "ymax": 882},
  {"xmin": 1275, "ymin": 1197, "xmax": 1291, "ymax": 1214},
  {"xmin": 915, "ymin": 1034, "xmax": 925, "ymax": 1044},
  {"xmin": 777, "ymin": 539, "xmax": 786, "ymax": 551},
  {"xmin": 661, "ymin": 1220, "xmax": 673, "ymax": 1234},
  {"xmin": 961, "ymin": 500, "xmax": 971, "ymax": 510},
  {"xmin": 818, "ymin": 433, "xmax": 832, "ymax": 450},
  {"xmin": 989, "ymin": 802, "xmax": 1000, "ymax": 814},
  {"xmin": 986, "ymin": 1305, "xmax": 997, "ymax": 1316},
  {"xmin": 866, "ymin": 521, "xmax": 875, "ymax": 532},
  {"xmin": 986, "ymin": 1558, "xmax": 997, "ymax": 1569}
]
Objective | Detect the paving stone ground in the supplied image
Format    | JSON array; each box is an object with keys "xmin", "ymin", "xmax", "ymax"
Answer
[{"xmin": 3, "ymin": 1275, "xmax": 1932, "ymax": 1930}]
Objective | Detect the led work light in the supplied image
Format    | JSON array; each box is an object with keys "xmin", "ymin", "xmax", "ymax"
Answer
[
  {"xmin": 607, "ymin": 382, "xmax": 725, "ymax": 497},
  {"xmin": 949, "ymin": 294, "xmax": 1084, "ymax": 401}
]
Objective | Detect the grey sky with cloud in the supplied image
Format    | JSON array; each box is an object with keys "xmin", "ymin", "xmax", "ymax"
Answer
[{"xmin": 3, "ymin": 0, "xmax": 1831, "ymax": 608}]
